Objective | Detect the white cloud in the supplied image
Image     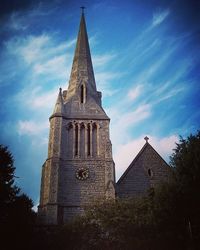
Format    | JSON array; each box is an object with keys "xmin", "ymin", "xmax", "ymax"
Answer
[
  {"xmin": 5, "ymin": 34, "xmax": 50, "ymax": 64},
  {"xmin": 108, "ymin": 104, "xmax": 151, "ymax": 146},
  {"xmin": 95, "ymin": 71, "xmax": 122, "ymax": 97},
  {"xmin": 114, "ymin": 134, "xmax": 178, "ymax": 180},
  {"xmin": 128, "ymin": 84, "xmax": 143, "ymax": 101},
  {"xmin": 32, "ymin": 197, "xmax": 39, "ymax": 212},
  {"xmin": 96, "ymin": 71, "xmax": 121, "ymax": 83},
  {"xmin": 93, "ymin": 53, "xmax": 116, "ymax": 67},
  {"xmin": 152, "ymin": 9, "xmax": 170, "ymax": 27},
  {"xmin": 155, "ymin": 86, "xmax": 185, "ymax": 104},
  {"xmin": 33, "ymin": 203, "xmax": 39, "ymax": 212},
  {"xmin": 33, "ymin": 54, "xmax": 69, "ymax": 79},
  {"xmin": 31, "ymin": 137, "xmax": 49, "ymax": 147},
  {"xmin": 65, "ymin": 38, "xmax": 76, "ymax": 49},
  {"xmin": 121, "ymin": 104, "xmax": 151, "ymax": 125},
  {"xmin": 27, "ymin": 88, "xmax": 58, "ymax": 109},
  {"xmin": 18, "ymin": 120, "xmax": 49, "ymax": 136},
  {"xmin": 5, "ymin": 34, "xmax": 73, "ymax": 65}
]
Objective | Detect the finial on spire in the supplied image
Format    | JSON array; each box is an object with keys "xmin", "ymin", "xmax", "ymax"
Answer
[
  {"xmin": 144, "ymin": 136, "xmax": 149, "ymax": 143},
  {"xmin": 80, "ymin": 6, "xmax": 85, "ymax": 14},
  {"xmin": 59, "ymin": 87, "xmax": 62, "ymax": 93}
]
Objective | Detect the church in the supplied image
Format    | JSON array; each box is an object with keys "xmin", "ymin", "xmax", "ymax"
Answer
[{"xmin": 38, "ymin": 11, "xmax": 170, "ymax": 225}]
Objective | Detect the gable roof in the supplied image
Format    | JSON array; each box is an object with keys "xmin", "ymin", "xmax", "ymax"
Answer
[{"xmin": 117, "ymin": 141, "xmax": 170, "ymax": 185}]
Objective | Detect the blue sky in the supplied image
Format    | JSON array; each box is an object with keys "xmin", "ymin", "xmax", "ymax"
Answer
[{"xmin": 0, "ymin": 0, "xmax": 200, "ymax": 208}]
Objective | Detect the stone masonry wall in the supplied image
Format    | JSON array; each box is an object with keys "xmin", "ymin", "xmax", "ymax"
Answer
[{"xmin": 117, "ymin": 144, "xmax": 171, "ymax": 198}]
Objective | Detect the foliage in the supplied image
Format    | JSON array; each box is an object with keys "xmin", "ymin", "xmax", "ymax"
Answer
[
  {"xmin": 40, "ymin": 131, "xmax": 200, "ymax": 250},
  {"xmin": 0, "ymin": 144, "xmax": 36, "ymax": 250},
  {"xmin": 0, "ymin": 145, "xmax": 19, "ymax": 222},
  {"xmin": 2, "ymin": 130, "xmax": 200, "ymax": 250},
  {"xmin": 170, "ymin": 131, "xmax": 200, "ymax": 223}
]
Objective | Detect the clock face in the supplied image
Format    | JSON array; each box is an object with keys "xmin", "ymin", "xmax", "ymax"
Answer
[{"xmin": 76, "ymin": 168, "xmax": 89, "ymax": 180}]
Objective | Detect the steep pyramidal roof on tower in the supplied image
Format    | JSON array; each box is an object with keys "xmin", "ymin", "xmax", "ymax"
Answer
[
  {"xmin": 67, "ymin": 12, "xmax": 96, "ymax": 97},
  {"xmin": 63, "ymin": 10, "xmax": 109, "ymax": 120}
]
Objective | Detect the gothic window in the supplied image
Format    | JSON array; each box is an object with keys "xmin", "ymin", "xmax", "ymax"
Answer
[
  {"xmin": 80, "ymin": 84, "xmax": 86, "ymax": 103},
  {"xmin": 87, "ymin": 124, "xmax": 91, "ymax": 156},
  {"xmin": 81, "ymin": 85, "xmax": 84, "ymax": 103},
  {"xmin": 92, "ymin": 123, "xmax": 97, "ymax": 156},
  {"xmin": 80, "ymin": 123, "xmax": 85, "ymax": 157},
  {"xmin": 67, "ymin": 123, "xmax": 73, "ymax": 157},
  {"xmin": 75, "ymin": 124, "xmax": 78, "ymax": 156}
]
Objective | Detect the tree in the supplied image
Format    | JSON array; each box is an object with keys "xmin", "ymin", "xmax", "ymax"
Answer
[
  {"xmin": 0, "ymin": 145, "xmax": 19, "ymax": 223},
  {"xmin": 0, "ymin": 144, "xmax": 36, "ymax": 250},
  {"xmin": 53, "ymin": 131, "xmax": 200, "ymax": 250},
  {"xmin": 170, "ymin": 131, "xmax": 200, "ymax": 245}
]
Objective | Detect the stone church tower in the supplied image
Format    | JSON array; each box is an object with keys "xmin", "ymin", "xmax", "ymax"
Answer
[{"xmin": 38, "ymin": 11, "xmax": 115, "ymax": 225}]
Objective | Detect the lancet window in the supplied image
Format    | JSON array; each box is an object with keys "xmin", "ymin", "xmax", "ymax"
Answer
[
  {"xmin": 87, "ymin": 124, "xmax": 91, "ymax": 156},
  {"xmin": 80, "ymin": 84, "xmax": 86, "ymax": 103},
  {"xmin": 75, "ymin": 124, "xmax": 79, "ymax": 156},
  {"xmin": 80, "ymin": 123, "xmax": 85, "ymax": 157},
  {"xmin": 66, "ymin": 121, "xmax": 99, "ymax": 158}
]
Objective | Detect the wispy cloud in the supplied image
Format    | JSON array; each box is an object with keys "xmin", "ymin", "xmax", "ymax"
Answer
[
  {"xmin": 33, "ymin": 54, "xmax": 69, "ymax": 79},
  {"xmin": 95, "ymin": 71, "xmax": 122, "ymax": 97},
  {"xmin": 120, "ymin": 104, "xmax": 151, "ymax": 125},
  {"xmin": 7, "ymin": 12, "xmax": 28, "ymax": 31},
  {"xmin": 155, "ymin": 86, "xmax": 185, "ymax": 104},
  {"xmin": 152, "ymin": 9, "xmax": 170, "ymax": 27},
  {"xmin": 5, "ymin": 34, "xmax": 73, "ymax": 65},
  {"xmin": 5, "ymin": 2, "xmax": 58, "ymax": 32},
  {"xmin": 128, "ymin": 84, "xmax": 143, "ymax": 101},
  {"xmin": 25, "ymin": 88, "xmax": 59, "ymax": 109},
  {"xmin": 17, "ymin": 120, "xmax": 49, "ymax": 136},
  {"xmin": 93, "ymin": 53, "xmax": 117, "ymax": 67},
  {"xmin": 108, "ymin": 103, "xmax": 151, "ymax": 146}
]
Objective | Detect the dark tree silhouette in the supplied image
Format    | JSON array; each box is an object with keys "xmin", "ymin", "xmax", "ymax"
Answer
[
  {"xmin": 0, "ymin": 145, "xmax": 35, "ymax": 250},
  {"xmin": 0, "ymin": 145, "xmax": 19, "ymax": 223}
]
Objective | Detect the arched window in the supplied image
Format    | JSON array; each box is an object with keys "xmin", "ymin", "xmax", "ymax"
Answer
[
  {"xmin": 75, "ymin": 124, "xmax": 78, "ymax": 156},
  {"xmin": 80, "ymin": 123, "xmax": 85, "ymax": 158},
  {"xmin": 81, "ymin": 85, "xmax": 84, "ymax": 103},
  {"xmin": 87, "ymin": 124, "xmax": 91, "ymax": 156},
  {"xmin": 67, "ymin": 123, "xmax": 73, "ymax": 157},
  {"xmin": 92, "ymin": 123, "xmax": 97, "ymax": 156},
  {"xmin": 80, "ymin": 84, "xmax": 86, "ymax": 103}
]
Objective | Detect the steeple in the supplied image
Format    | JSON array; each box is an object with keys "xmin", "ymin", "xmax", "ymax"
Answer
[
  {"xmin": 38, "ymin": 11, "xmax": 115, "ymax": 225},
  {"xmin": 52, "ymin": 88, "xmax": 64, "ymax": 116},
  {"xmin": 67, "ymin": 10, "xmax": 97, "ymax": 98}
]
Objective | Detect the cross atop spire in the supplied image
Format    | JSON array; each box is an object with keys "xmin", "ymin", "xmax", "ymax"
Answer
[
  {"xmin": 80, "ymin": 6, "xmax": 85, "ymax": 14},
  {"xmin": 144, "ymin": 136, "xmax": 149, "ymax": 143}
]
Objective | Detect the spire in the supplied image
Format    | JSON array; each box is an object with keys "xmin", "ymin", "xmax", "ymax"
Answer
[
  {"xmin": 52, "ymin": 88, "xmax": 65, "ymax": 115},
  {"xmin": 67, "ymin": 9, "xmax": 97, "ymax": 96}
]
